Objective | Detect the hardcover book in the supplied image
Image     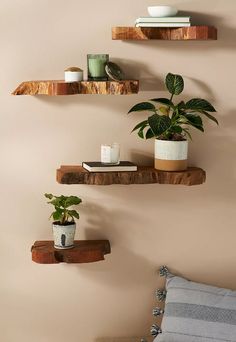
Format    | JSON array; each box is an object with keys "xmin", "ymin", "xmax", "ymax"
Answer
[
  {"xmin": 82, "ymin": 161, "xmax": 137, "ymax": 172},
  {"xmin": 135, "ymin": 16, "xmax": 191, "ymax": 23},
  {"xmin": 135, "ymin": 23, "xmax": 191, "ymax": 28}
]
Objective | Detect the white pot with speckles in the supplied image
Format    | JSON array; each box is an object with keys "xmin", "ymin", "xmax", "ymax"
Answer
[
  {"xmin": 154, "ymin": 139, "xmax": 188, "ymax": 171},
  {"xmin": 52, "ymin": 222, "xmax": 76, "ymax": 249}
]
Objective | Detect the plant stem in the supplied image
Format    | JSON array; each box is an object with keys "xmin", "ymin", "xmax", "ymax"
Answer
[{"xmin": 166, "ymin": 93, "xmax": 174, "ymax": 117}]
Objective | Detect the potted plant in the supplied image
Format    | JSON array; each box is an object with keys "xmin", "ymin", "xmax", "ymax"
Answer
[
  {"xmin": 45, "ymin": 193, "xmax": 82, "ymax": 249},
  {"xmin": 128, "ymin": 73, "xmax": 218, "ymax": 171}
]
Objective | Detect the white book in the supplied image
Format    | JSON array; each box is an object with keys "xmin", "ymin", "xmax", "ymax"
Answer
[
  {"xmin": 135, "ymin": 23, "xmax": 191, "ymax": 28},
  {"xmin": 136, "ymin": 16, "xmax": 191, "ymax": 23}
]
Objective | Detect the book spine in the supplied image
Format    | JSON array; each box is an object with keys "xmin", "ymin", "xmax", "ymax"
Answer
[
  {"xmin": 135, "ymin": 17, "xmax": 190, "ymax": 23},
  {"xmin": 135, "ymin": 23, "xmax": 191, "ymax": 28}
]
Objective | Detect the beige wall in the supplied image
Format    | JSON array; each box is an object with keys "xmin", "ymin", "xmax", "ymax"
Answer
[{"xmin": 1, "ymin": 0, "xmax": 236, "ymax": 341}]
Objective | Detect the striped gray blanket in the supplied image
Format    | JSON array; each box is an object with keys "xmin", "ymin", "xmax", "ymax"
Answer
[{"xmin": 154, "ymin": 273, "xmax": 236, "ymax": 342}]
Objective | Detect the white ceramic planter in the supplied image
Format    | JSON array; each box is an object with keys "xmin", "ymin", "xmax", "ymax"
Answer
[
  {"xmin": 52, "ymin": 223, "xmax": 76, "ymax": 249},
  {"xmin": 64, "ymin": 71, "xmax": 83, "ymax": 82},
  {"xmin": 154, "ymin": 139, "xmax": 188, "ymax": 171}
]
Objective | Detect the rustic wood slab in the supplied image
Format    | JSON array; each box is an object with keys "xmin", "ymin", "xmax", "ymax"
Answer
[
  {"xmin": 12, "ymin": 80, "xmax": 139, "ymax": 95},
  {"xmin": 112, "ymin": 26, "xmax": 217, "ymax": 40},
  {"xmin": 31, "ymin": 240, "xmax": 111, "ymax": 264},
  {"xmin": 56, "ymin": 165, "xmax": 206, "ymax": 186}
]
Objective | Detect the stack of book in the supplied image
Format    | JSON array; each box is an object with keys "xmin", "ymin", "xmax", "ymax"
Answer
[{"xmin": 135, "ymin": 16, "xmax": 191, "ymax": 28}]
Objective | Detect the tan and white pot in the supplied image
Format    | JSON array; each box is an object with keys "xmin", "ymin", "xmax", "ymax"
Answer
[
  {"xmin": 52, "ymin": 222, "xmax": 76, "ymax": 249},
  {"xmin": 154, "ymin": 139, "xmax": 188, "ymax": 171}
]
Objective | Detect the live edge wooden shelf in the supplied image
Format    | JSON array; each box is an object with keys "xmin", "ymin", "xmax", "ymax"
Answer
[
  {"xmin": 31, "ymin": 240, "xmax": 111, "ymax": 264},
  {"xmin": 12, "ymin": 80, "xmax": 139, "ymax": 96},
  {"xmin": 112, "ymin": 26, "xmax": 217, "ymax": 40},
  {"xmin": 56, "ymin": 165, "xmax": 206, "ymax": 186}
]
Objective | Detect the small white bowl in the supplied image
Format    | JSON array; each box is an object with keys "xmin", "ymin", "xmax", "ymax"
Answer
[
  {"xmin": 148, "ymin": 5, "xmax": 178, "ymax": 17},
  {"xmin": 65, "ymin": 71, "xmax": 83, "ymax": 82}
]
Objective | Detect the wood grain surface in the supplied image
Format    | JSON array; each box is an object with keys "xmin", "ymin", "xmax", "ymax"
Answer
[
  {"xmin": 112, "ymin": 26, "xmax": 217, "ymax": 40},
  {"xmin": 12, "ymin": 80, "xmax": 139, "ymax": 95},
  {"xmin": 31, "ymin": 240, "xmax": 111, "ymax": 264},
  {"xmin": 56, "ymin": 165, "xmax": 206, "ymax": 186}
]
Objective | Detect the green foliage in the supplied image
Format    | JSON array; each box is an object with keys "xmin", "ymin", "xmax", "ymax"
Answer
[
  {"xmin": 165, "ymin": 73, "xmax": 184, "ymax": 96},
  {"xmin": 148, "ymin": 114, "xmax": 171, "ymax": 136},
  {"xmin": 128, "ymin": 73, "xmax": 218, "ymax": 141},
  {"xmin": 45, "ymin": 193, "xmax": 82, "ymax": 225},
  {"xmin": 128, "ymin": 102, "xmax": 156, "ymax": 113}
]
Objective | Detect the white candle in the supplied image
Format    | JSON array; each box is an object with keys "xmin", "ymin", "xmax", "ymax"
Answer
[
  {"xmin": 101, "ymin": 144, "xmax": 111, "ymax": 163},
  {"xmin": 101, "ymin": 143, "xmax": 120, "ymax": 164},
  {"xmin": 111, "ymin": 143, "xmax": 120, "ymax": 164}
]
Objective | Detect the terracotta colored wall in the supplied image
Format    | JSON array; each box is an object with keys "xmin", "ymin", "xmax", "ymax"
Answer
[{"xmin": 1, "ymin": 0, "xmax": 235, "ymax": 341}]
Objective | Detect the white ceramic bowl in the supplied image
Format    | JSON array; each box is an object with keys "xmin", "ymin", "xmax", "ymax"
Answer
[
  {"xmin": 148, "ymin": 6, "xmax": 178, "ymax": 17},
  {"xmin": 64, "ymin": 71, "xmax": 83, "ymax": 82}
]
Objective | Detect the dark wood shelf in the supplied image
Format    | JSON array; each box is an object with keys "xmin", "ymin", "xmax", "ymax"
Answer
[
  {"xmin": 31, "ymin": 240, "xmax": 111, "ymax": 264},
  {"xmin": 112, "ymin": 26, "xmax": 217, "ymax": 40},
  {"xmin": 56, "ymin": 165, "xmax": 206, "ymax": 186},
  {"xmin": 12, "ymin": 80, "xmax": 139, "ymax": 96}
]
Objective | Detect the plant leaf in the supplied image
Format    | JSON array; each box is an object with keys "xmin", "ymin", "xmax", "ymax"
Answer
[
  {"xmin": 182, "ymin": 128, "xmax": 192, "ymax": 140},
  {"xmin": 145, "ymin": 128, "xmax": 155, "ymax": 139},
  {"xmin": 138, "ymin": 127, "xmax": 145, "ymax": 139},
  {"xmin": 184, "ymin": 113, "xmax": 203, "ymax": 126},
  {"xmin": 131, "ymin": 120, "xmax": 148, "ymax": 132},
  {"xmin": 45, "ymin": 193, "xmax": 53, "ymax": 200},
  {"xmin": 52, "ymin": 208, "xmax": 64, "ymax": 221},
  {"xmin": 165, "ymin": 73, "xmax": 184, "ymax": 95},
  {"xmin": 171, "ymin": 126, "xmax": 183, "ymax": 134},
  {"xmin": 128, "ymin": 102, "xmax": 156, "ymax": 113},
  {"xmin": 199, "ymin": 110, "xmax": 219, "ymax": 125},
  {"xmin": 64, "ymin": 196, "xmax": 82, "ymax": 208},
  {"xmin": 159, "ymin": 106, "xmax": 169, "ymax": 116},
  {"xmin": 182, "ymin": 114, "xmax": 204, "ymax": 132},
  {"xmin": 149, "ymin": 97, "xmax": 175, "ymax": 109},
  {"xmin": 148, "ymin": 114, "xmax": 171, "ymax": 137},
  {"xmin": 177, "ymin": 101, "xmax": 186, "ymax": 110},
  {"xmin": 49, "ymin": 197, "xmax": 64, "ymax": 208},
  {"xmin": 68, "ymin": 210, "xmax": 80, "ymax": 220},
  {"xmin": 185, "ymin": 98, "xmax": 216, "ymax": 112}
]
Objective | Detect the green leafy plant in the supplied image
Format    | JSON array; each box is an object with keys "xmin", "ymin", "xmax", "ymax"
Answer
[
  {"xmin": 128, "ymin": 73, "xmax": 218, "ymax": 141},
  {"xmin": 45, "ymin": 193, "xmax": 82, "ymax": 225}
]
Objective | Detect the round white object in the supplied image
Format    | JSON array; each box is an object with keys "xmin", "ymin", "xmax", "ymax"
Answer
[
  {"xmin": 52, "ymin": 223, "xmax": 76, "ymax": 249},
  {"xmin": 147, "ymin": 6, "xmax": 178, "ymax": 17},
  {"xmin": 155, "ymin": 140, "xmax": 188, "ymax": 160},
  {"xmin": 64, "ymin": 71, "xmax": 83, "ymax": 82}
]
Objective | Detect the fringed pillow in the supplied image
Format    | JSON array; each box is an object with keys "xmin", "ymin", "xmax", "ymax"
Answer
[{"xmin": 151, "ymin": 266, "xmax": 236, "ymax": 342}]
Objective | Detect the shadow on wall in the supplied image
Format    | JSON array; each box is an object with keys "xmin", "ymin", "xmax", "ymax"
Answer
[
  {"xmin": 198, "ymin": 108, "xmax": 236, "ymax": 191},
  {"xmin": 69, "ymin": 201, "xmax": 159, "ymax": 289},
  {"xmin": 130, "ymin": 151, "xmax": 153, "ymax": 166},
  {"xmin": 112, "ymin": 58, "xmax": 163, "ymax": 92}
]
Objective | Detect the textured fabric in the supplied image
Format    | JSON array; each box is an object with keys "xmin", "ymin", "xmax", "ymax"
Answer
[{"xmin": 154, "ymin": 274, "xmax": 236, "ymax": 342}]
